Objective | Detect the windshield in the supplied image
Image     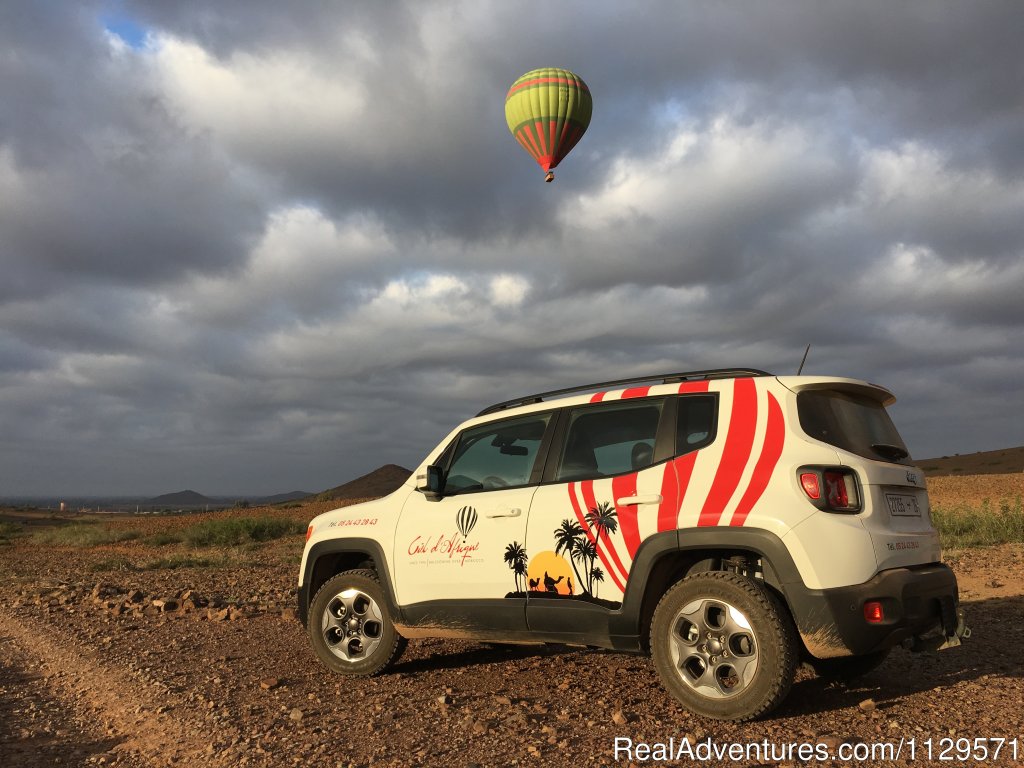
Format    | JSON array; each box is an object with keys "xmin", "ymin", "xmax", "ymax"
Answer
[{"xmin": 797, "ymin": 390, "xmax": 913, "ymax": 465}]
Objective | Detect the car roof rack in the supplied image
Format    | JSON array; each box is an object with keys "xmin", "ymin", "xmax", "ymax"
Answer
[{"xmin": 476, "ymin": 368, "xmax": 772, "ymax": 417}]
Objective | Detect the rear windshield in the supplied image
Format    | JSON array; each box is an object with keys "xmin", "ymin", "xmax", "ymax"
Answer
[{"xmin": 797, "ymin": 390, "xmax": 913, "ymax": 465}]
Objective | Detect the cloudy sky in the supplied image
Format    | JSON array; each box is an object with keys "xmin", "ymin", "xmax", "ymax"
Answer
[{"xmin": 1, "ymin": 1, "xmax": 1022, "ymax": 496}]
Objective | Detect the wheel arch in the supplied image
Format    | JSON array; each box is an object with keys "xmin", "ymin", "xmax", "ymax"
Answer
[
  {"xmin": 613, "ymin": 528, "xmax": 805, "ymax": 648},
  {"xmin": 299, "ymin": 538, "xmax": 399, "ymax": 626}
]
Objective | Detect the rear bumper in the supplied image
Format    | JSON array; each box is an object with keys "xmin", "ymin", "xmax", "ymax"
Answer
[{"xmin": 787, "ymin": 563, "xmax": 965, "ymax": 658}]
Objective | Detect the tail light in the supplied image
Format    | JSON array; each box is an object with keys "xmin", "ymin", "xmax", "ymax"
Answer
[
  {"xmin": 864, "ymin": 601, "xmax": 884, "ymax": 624},
  {"xmin": 305, "ymin": 525, "xmax": 314, "ymax": 542},
  {"xmin": 798, "ymin": 466, "xmax": 861, "ymax": 513}
]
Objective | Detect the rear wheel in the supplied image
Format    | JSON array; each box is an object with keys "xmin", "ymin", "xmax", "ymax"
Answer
[
  {"xmin": 307, "ymin": 569, "xmax": 406, "ymax": 676},
  {"xmin": 651, "ymin": 571, "xmax": 797, "ymax": 721}
]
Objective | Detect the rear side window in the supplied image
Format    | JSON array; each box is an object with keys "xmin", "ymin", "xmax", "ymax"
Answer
[
  {"xmin": 798, "ymin": 390, "xmax": 912, "ymax": 465},
  {"xmin": 445, "ymin": 413, "xmax": 551, "ymax": 493},
  {"xmin": 676, "ymin": 395, "xmax": 717, "ymax": 454},
  {"xmin": 555, "ymin": 400, "xmax": 664, "ymax": 481}
]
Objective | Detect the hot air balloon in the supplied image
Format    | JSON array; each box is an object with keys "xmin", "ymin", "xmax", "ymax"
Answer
[
  {"xmin": 505, "ymin": 67, "xmax": 592, "ymax": 182},
  {"xmin": 456, "ymin": 505, "xmax": 478, "ymax": 538}
]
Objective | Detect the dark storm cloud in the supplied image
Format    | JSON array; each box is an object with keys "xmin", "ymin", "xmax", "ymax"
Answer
[
  {"xmin": 0, "ymin": 1, "xmax": 1021, "ymax": 495},
  {"xmin": 0, "ymin": 2, "xmax": 265, "ymax": 302}
]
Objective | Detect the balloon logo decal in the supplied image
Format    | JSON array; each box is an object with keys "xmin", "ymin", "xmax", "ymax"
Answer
[
  {"xmin": 505, "ymin": 67, "xmax": 592, "ymax": 182},
  {"xmin": 456, "ymin": 506, "xmax": 478, "ymax": 538}
]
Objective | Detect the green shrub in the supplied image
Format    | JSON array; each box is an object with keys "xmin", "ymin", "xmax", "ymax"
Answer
[
  {"xmin": 146, "ymin": 532, "xmax": 184, "ymax": 546},
  {"xmin": 180, "ymin": 516, "xmax": 305, "ymax": 547},
  {"xmin": 0, "ymin": 521, "xmax": 24, "ymax": 543},
  {"xmin": 35, "ymin": 523, "xmax": 141, "ymax": 547},
  {"xmin": 90, "ymin": 553, "xmax": 235, "ymax": 571},
  {"xmin": 89, "ymin": 556, "xmax": 139, "ymax": 572},
  {"xmin": 932, "ymin": 496, "xmax": 1024, "ymax": 548},
  {"xmin": 140, "ymin": 554, "xmax": 225, "ymax": 569}
]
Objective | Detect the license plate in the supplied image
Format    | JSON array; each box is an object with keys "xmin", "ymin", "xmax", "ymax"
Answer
[{"xmin": 886, "ymin": 493, "xmax": 921, "ymax": 516}]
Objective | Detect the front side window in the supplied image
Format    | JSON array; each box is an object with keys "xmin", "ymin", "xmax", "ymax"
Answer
[
  {"xmin": 444, "ymin": 413, "xmax": 551, "ymax": 493},
  {"xmin": 555, "ymin": 400, "xmax": 664, "ymax": 481}
]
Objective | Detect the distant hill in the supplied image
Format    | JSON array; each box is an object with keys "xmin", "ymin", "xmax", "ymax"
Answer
[
  {"xmin": 918, "ymin": 446, "xmax": 1024, "ymax": 477},
  {"xmin": 258, "ymin": 491, "xmax": 312, "ymax": 505},
  {"xmin": 147, "ymin": 489, "xmax": 215, "ymax": 506},
  {"xmin": 321, "ymin": 464, "xmax": 411, "ymax": 500}
]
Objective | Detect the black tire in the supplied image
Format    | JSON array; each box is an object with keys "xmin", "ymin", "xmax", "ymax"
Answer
[
  {"xmin": 307, "ymin": 569, "xmax": 406, "ymax": 676},
  {"xmin": 650, "ymin": 571, "xmax": 798, "ymax": 721},
  {"xmin": 807, "ymin": 649, "xmax": 890, "ymax": 681}
]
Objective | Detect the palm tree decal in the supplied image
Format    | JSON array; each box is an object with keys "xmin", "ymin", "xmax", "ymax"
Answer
[
  {"xmin": 553, "ymin": 519, "xmax": 586, "ymax": 592},
  {"xmin": 504, "ymin": 541, "xmax": 528, "ymax": 593},
  {"xmin": 552, "ymin": 501, "xmax": 619, "ymax": 596},
  {"xmin": 587, "ymin": 501, "xmax": 619, "ymax": 544}
]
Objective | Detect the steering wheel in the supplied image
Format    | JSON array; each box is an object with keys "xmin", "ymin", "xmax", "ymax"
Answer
[{"xmin": 482, "ymin": 475, "xmax": 509, "ymax": 489}]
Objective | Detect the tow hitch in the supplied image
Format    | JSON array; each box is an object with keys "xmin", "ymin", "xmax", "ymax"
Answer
[{"xmin": 905, "ymin": 608, "xmax": 971, "ymax": 652}]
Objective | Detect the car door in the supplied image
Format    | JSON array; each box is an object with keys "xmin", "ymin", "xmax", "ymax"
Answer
[
  {"xmin": 525, "ymin": 393, "xmax": 717, "ymax": 635},
  {"xmin": 394, "ymin": 411, "xmax": 553, "ymax": 633}
]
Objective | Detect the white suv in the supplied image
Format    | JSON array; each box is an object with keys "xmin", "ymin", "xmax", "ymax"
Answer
[{"xmin": 298, "ymin": 369, "xmax": 968, "ymax": 720}]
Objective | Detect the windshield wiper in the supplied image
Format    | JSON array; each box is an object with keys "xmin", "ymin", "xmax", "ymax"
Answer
[{"xmin": 871, "ymin": 443, "xmax": 909, "ymax": 461}]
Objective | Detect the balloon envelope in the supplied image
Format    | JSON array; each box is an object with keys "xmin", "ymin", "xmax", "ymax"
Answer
[{"xmin": 505, "ymin": 68, "xmax": 592, "ymax": 179}]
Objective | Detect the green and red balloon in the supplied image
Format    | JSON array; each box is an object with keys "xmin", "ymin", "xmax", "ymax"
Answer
[{"xmin": 505, "ymin": 67, "xmax": 592, "ymax": 182}]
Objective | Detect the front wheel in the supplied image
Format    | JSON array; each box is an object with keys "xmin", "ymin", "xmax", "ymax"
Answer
[
  {"xmin": 307, "ymin": 569, "xmax": 406, "ymax": 676},
  {"xmin": 650, "ymin": 571, "xmax": 798, "ymax": 721}
]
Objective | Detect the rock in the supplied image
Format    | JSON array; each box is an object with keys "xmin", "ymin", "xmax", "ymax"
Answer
[
  {"xmin": 280, "ymin": 607, "xmax": 297, "ymax": 622},
  {"xmin": 208, "ymin": 607, "xmax": 230, "ymax": 622},
  {"xmin": 127, "ymin": 590, "xmax": 145, "ymax": 604},
  {"xmin": 180, "ymin": 589, "xmax": 207, "ymax": 607},
  {"xmin": 260, "ymin": 678, "xmax": 280, "ymax": 690},
  {"xmin": 289, "ymin": 708, "xmax": 303, "ymax": 722},
  {"xmin": 859, "ymin": 698, "xmax": 877, "ymax": 713},
  {"xmin": 612, "ymin": 710, "xmax": 628, "ymax": 726}
]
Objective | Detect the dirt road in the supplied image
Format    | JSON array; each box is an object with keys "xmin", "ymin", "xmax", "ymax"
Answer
[{"xmin": 2, "ymin": 526, "xmax": 1022, "ymax": 767}]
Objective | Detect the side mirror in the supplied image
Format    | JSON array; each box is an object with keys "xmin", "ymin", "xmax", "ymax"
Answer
[{"xmin": 418, "ymin": 464, "xmax": 444, "ymax": 502}]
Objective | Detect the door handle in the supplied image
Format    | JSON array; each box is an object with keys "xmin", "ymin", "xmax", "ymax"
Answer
[
  {"xmin": 485, "ymin": 507, "xmax": 522, "ymax": 518},
  {"xmin": 616, "ymin": 494, "xmax": 663, "ymax": 506}
]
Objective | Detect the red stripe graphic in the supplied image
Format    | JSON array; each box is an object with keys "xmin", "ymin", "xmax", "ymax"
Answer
[
  {"xmin": 656, "ymin": 455, "xmax": 680, "ymax": 534},
  {"xmin": 659, "ymin": 451, "xmax": 700, "ymax": 532},
  {"xmin": 534, "ymin": 121, "xmax": 547, "ymax": 156},
  {"xmin": 590, "ymin": 391, "xmax": 606, "ymax": 403},
  {"xmin": 613, "ymin": 472, "xmax": 641, "ymax": 557},
  {"xmin": 506, "ymin": 77, "xmax": 590, "ymax": 98},
  {"xmin": 580, "ymin": 480, "xmax": 630, "ymax": 586},
  {"xmin": 559, "ymin": 119, "xmax": 574, "ymax": 147},
  {"xmin": 697, "ymin": 378, "xmax": 758, "ymax": 526},
  {"xmin": 517, "ymin": 127, "xmax": 542, "ymax": 160},
  {"xmin": 622, "ymin": 386, "xmax": 650, "ymax": 399},
  {"xmin": 729, "ymin": 393, "xmax": 785, "ymax": 526},
  {"xmin": 569, "ymin": 483, "xmax": 626, "ymax": 593},
  {"xmin": 656, "ymin": 380, "xmax": 710, "ymax": 531}
]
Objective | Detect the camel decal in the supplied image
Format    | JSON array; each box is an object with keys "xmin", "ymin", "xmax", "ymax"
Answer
[
  {"xmin": 543, "ymin": 571, "xmax": 564, "ymax": 593},
  {"xmin": 503, "ymin": 500, "xmax": 621, "ymax": 609}
]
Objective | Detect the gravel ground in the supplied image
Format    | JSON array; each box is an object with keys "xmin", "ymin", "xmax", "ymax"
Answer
[{"xmin": 1, "ymin": 508, "xmax": 1022, "ymax": 768}]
